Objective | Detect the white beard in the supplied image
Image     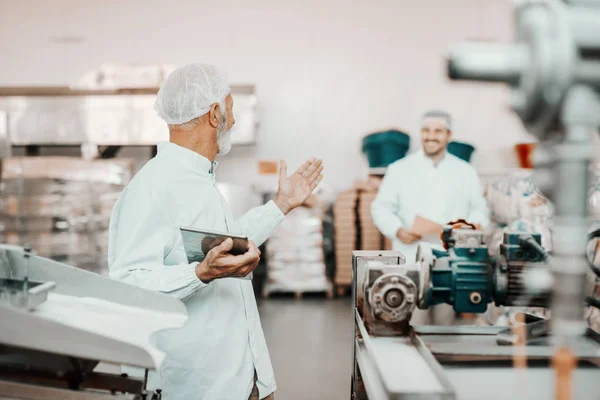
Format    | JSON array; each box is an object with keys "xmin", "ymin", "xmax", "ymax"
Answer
[
  {"xmin": 216, "ymin": 112, "xmax": 232, "ymax": 155},
  {"xmin": 217, "ymin": 130, "xmax": 232, "ymax": 155}
]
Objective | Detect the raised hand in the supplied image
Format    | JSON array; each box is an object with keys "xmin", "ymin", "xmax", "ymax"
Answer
[{"xmin": 274, "ymin": 157, "xmax": 324, "ymax": 215}]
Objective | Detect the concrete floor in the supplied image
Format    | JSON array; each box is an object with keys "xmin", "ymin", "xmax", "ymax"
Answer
[{"xmin": 258, "ymin": 297, "xmax": 353, "ymax": 400}]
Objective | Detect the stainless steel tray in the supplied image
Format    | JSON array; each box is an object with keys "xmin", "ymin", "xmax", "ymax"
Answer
[{"xmin": 0, "ymin": 278, "xmax": 56, "ymax": 310}]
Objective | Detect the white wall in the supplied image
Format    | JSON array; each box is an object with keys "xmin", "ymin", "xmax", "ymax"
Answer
[{"xmin": 0, "ymin": 0, "xmax": 537, "ymax": 190}]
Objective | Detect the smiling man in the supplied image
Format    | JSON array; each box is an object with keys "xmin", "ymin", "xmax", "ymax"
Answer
[
  {"xmin": 370, "ymin": 110, "xmax": 489, "ymax": 325},
  {"xmin": 371, "ymin": 109, "xmax": 489, "ymax": 263}
]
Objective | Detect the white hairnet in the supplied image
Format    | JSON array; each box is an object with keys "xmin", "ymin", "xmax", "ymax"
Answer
[
  {"xmin": 154, "ymin": 63, "xmax": 231, "ymax": 125},
  {"xmin": 421, "ymin": 109, "xmax": 453, "ymax": 130}
]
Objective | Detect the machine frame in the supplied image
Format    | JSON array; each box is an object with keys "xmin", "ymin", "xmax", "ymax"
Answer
[{"xmin": 350, "ymin": 251, "xmax": 600, "ymax": 400}]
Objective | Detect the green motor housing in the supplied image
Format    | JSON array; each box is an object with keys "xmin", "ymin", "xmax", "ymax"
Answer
[{"xmin": 423, "ymin": 229, "xmax": 547, "ymax": 313}]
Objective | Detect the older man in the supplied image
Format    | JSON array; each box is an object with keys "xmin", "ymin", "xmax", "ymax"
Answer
[
  {"xmin": 371, "ymin": 110, "xmax": 489, "ymax": 262},
  {"xmin": 108, "ymin": 63, "xmax": 323, "ymax": 400}
]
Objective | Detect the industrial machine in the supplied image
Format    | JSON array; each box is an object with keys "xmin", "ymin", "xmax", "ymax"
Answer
[
  {"xmin": 0, "ymin": 244, "xmax": 187, "ymax": 399},
  {"xmin": 352, "ymin": 0, "xmax": 600, "ymax": 399},
  {"xmin": 352, "ymin": 233, "xmax": 600, "ymax": 400},
  {"xmin": 358, "ymin": 227, "xmax": 551, "ymax": 337}
]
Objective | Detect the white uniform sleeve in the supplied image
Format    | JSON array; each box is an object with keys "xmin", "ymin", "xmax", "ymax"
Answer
[
  {"xmin": 108, "ymin": 188, "xmax": 207, "ymax": 301},
  {"xmin": 466, "ymin": 169, "xmax": 490, "ymax": 228},
  {"xmin": 371, "ymin": 168, "xmax": 404, "ymax": 239},
  {"xmin": 237, "ymin": 200, "xmax": 285, "ymax": 246}
]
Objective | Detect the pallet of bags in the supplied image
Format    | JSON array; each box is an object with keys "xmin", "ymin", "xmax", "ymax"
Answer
[{"xmin": 264, "ymin": 206, "xmax": 332, "ymax": 298}]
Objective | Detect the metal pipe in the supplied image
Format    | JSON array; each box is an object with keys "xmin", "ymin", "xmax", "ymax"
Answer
[
  {"xmin": 555, "ymin": 157, "xmax": 590, "ymax": 218},
  {"xmin": 520, "ymin": 235, "xmax": 551, "ymax": 262},
  {"xmin": 550, "ymin": 256, "xmax": 588, "ymax": 339},
  {"xmin": 575, "ymin": 61, "xmax": 600, "ymax": 87},
  {"xmin": 447, "ymin": 43, "xmax": 527, "ymax": 84},
  {"xmin": 550, "ymin": 97, "xmax": 597, "ymax": 341},
  {"xmin": 568, "ymin": 7, "xmax": 600, "ymax": 50}
]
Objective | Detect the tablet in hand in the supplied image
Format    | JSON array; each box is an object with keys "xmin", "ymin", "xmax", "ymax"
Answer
[{"xmin": 180, "ymin": 227, "xmax": 249, "ymax": 262}]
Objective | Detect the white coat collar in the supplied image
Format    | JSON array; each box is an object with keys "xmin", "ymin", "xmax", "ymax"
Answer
[
  {"xmin": 157, "ymin": 142, "xmax": 219, "ymax": 175},
  {"xmin": 417, "ymin": 148, "xmax": 450, "ymax": 168}
]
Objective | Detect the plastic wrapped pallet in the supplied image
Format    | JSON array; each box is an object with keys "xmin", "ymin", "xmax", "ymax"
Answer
[
  {"xmin": 264, "ymin": 206, "xmax": 331, "ymax": 294},
  {"xmin": 0, "ymin": 157, "xmax": 133, "ymax": 276},
  {"xmin": 479, "ymin": 170, "xmax": 554, "ymax": 326},
  {"xmin": 485, "ymin": 170, "xmax": 553, "ymax": 252}
]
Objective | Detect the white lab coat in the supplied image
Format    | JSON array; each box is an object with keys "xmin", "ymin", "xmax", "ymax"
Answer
[
  {"xmin": 371, "ymin": 149, "xmax": 490, "ymax": 263},
  {"xmin": 108, "ymin": 142, "xmax": 284, "ymax": 400}
]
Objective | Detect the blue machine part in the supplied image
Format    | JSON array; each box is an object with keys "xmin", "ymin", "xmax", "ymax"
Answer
[
  {"xmin": 426, "ymin": 247, "xmax": 492, "ymax": 313},
  {"xmin": 500, "ymin": 232, "xmax": 544, "ymax": 262},
  {"xmin": 423, "ymin": 230, "xmax": 545, "ymax": 313}
]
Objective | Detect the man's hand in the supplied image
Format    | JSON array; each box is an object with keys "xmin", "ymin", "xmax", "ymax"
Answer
[
  {"xmin": 274, "ymin": 158, "xmax": 324, "ymax": 215},
  {"xmin": 195, "ymin": 239, "xmax": 261, "ymax": 283},
  {"xmin": 397, "ymin": 228, "xmax": 422, "ymax": 244}
]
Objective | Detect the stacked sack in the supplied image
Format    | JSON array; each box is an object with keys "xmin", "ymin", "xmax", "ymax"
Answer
[
  {"xmin": 265, "ymin": 195, "xmax": 331, "ymax": 293},
  {"xmin": 0, "ymin": 157, "xmax": 133, "ymax": 275}
]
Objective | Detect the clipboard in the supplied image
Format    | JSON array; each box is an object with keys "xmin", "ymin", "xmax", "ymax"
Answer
[{"xmin": 411, "ymin": 215, "xmax": 443, "ymax": 245}]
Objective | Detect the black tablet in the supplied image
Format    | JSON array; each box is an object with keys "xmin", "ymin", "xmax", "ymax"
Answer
[{"xmin": 180, "ymin": 227, "xmax": 249, "ymax": 262}]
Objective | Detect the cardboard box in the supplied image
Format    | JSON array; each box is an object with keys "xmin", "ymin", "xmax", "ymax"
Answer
[
  {"xmin": 335, "ymin": 201, "xmax": 357, "ymax": 208},
  {"xmin": 334, "ymin": 229, "xmax": 357, "ymax": 237},
  {"xmin": 335, "ymin": 256, "xmax": 355, "ymax": 265},
  {"xmin": 361, "ymin": 233, "xmax": 381, "ymax": 242},
  {"xmin": 361, "ymin": 234, "xmax": 382, "ymax": 243},
  {"xmin": 383, "ymin": 237, "xmax": 393, "ymax": 250},
  {"xmin": 359, "ymin": 227, "xmax": 379, "ymax": 235},
  {"xmin": 360, "ymin": 194, "xmax": 378, "ymax": 202},
  {"xmin": 335, "ymin": 272, "xmax": 353, "ymax": 281},
  {"xmin": 334, "ymin": 227, "xmax": 357, "ymax": 234},
  {"xmin": 354, "ymin": 179, "xmax": 382, "ymax": 192},
  {"xmin": 335, "ymin": 194, "xmax": 358, "ymax": 202},
  {"xmin": 334, "ymin": 206, "xmax": 357, "ymax": 215},
  {"xmin": 334, "ymin": 241, "xmax": 357, "ymax": 249},
  {"xmin": 258, "ymin": 160, "xmax": 279, "ymax": 175},
  {"xmin": 335, "ymin": 243, "xmax": 358, "ymax": 251},
  {"xmin": 334, "ymin": 214, "xmax": 356, "ymax": 220},
  {"xmin": 334, "ymin": 215, "xmax": 356, "ymax": 222},
  {"xmin": 335, "ymin": 256, "xmax": 356, "ymax": 264},
  {"xmin": 335, "ymin": 277, "xmax": 353, "ymax": 286},
  {"xmin": 335, "ymin": 229, "xmax": 356, "ymax": 235},
  {"xmin": 360, "ymin": 242, "xmax": 382, "ymax": 251},
  {"xmin": 335, "ymin": 229, "xmax": 357, "ymax": 236},
  {"xmin": 359, "ymin": 225, "xmax": 378, "ymax": 232}
]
